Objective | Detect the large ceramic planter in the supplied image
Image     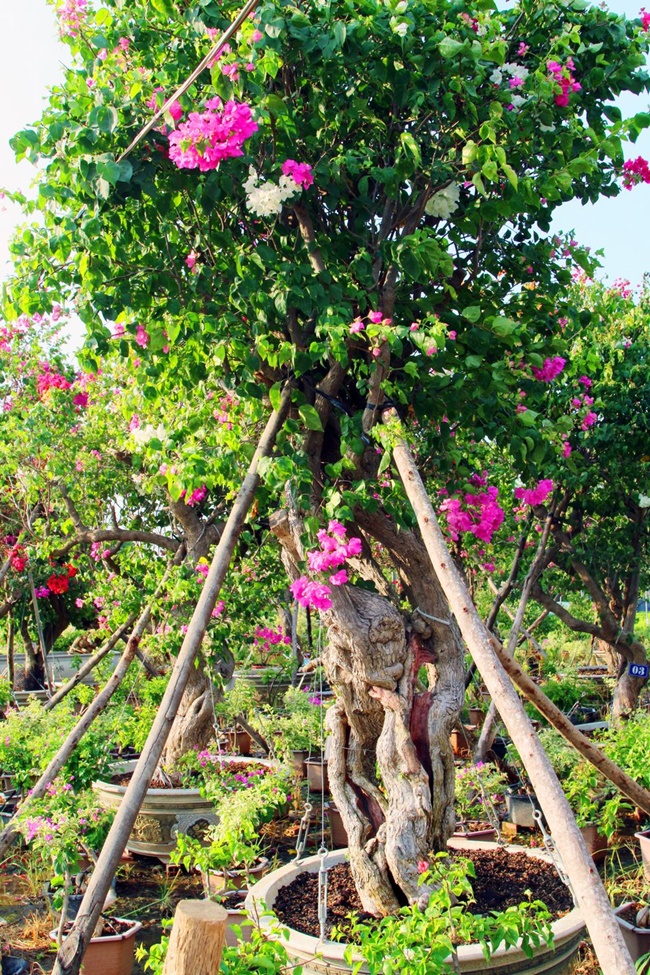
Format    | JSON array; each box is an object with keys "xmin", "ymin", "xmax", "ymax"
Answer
[
  {"xmin": 93, "ymin": 759, "xmax": 217, "ymax": 862},
  {"xmin": 614, "ymin": 903, "xmax": 650, "ymax": 962},
  {"xmin": 233, "ymin": 668, "xmax": 292, "ymax": 706},
  {"xmin": 2, "ymin": 652, "xmax": 120, "ymax": 686},
  {"xmin": 636, "ymin": 829, "xmax": 650, "ymax": 883},
  {"xmin": 50, "ymin": 919, "xmax": 141, "ymax": 975},
  {"xmin": 245, "ymin": 840, "xmax": 585, "ymax": 975}
]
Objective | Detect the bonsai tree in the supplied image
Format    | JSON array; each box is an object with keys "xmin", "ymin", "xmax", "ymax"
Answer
[{"xmin": 3, "ymin": 0, "xmax": 650, "ymax": 918}]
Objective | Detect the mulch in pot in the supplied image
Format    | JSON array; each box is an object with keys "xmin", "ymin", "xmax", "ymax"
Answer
[{"xmin": 273, "ymin": 847, "xmax": 574, "ymax": 940}]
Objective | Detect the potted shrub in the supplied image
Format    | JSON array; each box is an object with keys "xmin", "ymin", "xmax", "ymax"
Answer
[
  {"xmin": 245, "ymin": 842, "xmax": 586, "ymax": 975},
  {"xmin": 453, "ymin": 762, "xmax": 508, "ymax": 839},
  {"xmin": 15, "ymin": 780, "xmax": 115, "ymax": 938},
  {"xmin": 260, "ymin": 686, "xmax": 326, "ymax": 778}
]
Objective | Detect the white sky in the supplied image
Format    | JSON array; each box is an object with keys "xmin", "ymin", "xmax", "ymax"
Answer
[{"xmin": 0, "ymin": 0, "xmax": 648, "ymax": 348}]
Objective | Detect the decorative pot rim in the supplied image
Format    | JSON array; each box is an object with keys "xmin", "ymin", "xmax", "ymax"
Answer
[
  {"xmin": 93, "ymin": 756, "xmax": 277, "ymax": 797},
  {"xmin": 49, "ymin": 918, "xmax": 142, "ymax": 944},
  {"xmin": 245, "ymin": 842, "xmax": 585, "ymax": 970},
  {"xmin": 635, "ymin": 829, "xmax": 650, "ymax": 841},
  {"xmin": 614, "ymin": 902, "xmax": 650, "ymax": 934},
  {"xmin": 200, "ymin": 856, "xmax": 270, "ymax": 880}
]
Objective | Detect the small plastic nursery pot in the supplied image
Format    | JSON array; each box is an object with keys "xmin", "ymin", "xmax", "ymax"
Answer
[
  {"xmin": 505, "ymin": 790, "xmax": 544, "ymax": 830},
  {"xmin": 49, "ymin": 919, "xmax": 141, "ymax": 975},
  {"xmin": 614, "ymin": 903, "xmax": 650, "ymax": 963},
  {"xmin": 245, "ymin": 840, "xmax": 586, "ymax": 975}
]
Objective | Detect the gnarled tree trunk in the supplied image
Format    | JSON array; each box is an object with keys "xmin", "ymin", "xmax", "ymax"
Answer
[{"xmin": 271, "ymin": 507, "xmax": 465, "ymax": 916}]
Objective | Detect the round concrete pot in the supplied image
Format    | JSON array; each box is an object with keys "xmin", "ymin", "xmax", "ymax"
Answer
[{"xmin": 245, "ymin": 840, "xmax": 585, "ymax": 975}]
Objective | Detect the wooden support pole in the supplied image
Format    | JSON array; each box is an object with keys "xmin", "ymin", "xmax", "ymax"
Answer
[
  {"xmin": 0, "ymin": 589, "xmax": 160, "ymax": 859},
  {"xmin": 161, "ymin": 900, "xmax": 227, "ymax": 975},
  {"xmin": 389, "ymin": 426, "xmax": 635, "ymax": 975},
  {"xmin": 52, "ymin": 386, "xmax": 292, "ymax": 975},
  {"xmin": 45, "ymin": 612, "xmax": 138, "ymax": 711}
]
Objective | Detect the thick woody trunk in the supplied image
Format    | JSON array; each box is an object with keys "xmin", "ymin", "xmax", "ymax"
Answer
[{"xmin": 271, "ymin": 509, "xmax": 464, "ymax": 916}]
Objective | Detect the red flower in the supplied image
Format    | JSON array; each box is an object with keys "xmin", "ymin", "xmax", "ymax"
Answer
[
  {"xmin": 11, "ymin": 555, "xmax": 27, "ymax": 572},
  {"xmin": 66, "ymin": 564, "xmax": 78, "ymax": 578},
  {"xmin": 47, "ymin": 574, "xmax": 70, "ymax": 595}
]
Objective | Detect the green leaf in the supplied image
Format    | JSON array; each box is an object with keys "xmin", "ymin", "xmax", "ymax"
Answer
[
  {"xmin": 269, "ymin": 383, "xmax": 283, "ymax": 412},
  {"xmin": 462, "ymin": 306, "xmax": 481, "ymax": 323},
  {"xmin": 439, "ymin": 37, "xmax": 464, "ymax": 59},
  {"xmin": 96, "ymin": 159, "xmax": 122, "ymax": 185},
  {"xmin": 491, "ymin": 316, "xmax": 517, "ymax": 337},
  {"xmin": 299, "ymin": 404, "xmax": 323, "ymax": 431},
  {"xmin": 399, "ymin": 132, "xmax": 421, "ymax": 168},
  {"xmin": 501, "ymin": 163, "xmax": 518, "ymax": 190}
]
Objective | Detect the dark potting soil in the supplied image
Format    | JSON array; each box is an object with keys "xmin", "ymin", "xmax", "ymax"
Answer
[
  {"xmin": 60, "ymin": 916, "xmax": 135, "ymax": 938},
  {"xmin": 273, "ymin": 847, "xmax": 574, "ymax": 940}
]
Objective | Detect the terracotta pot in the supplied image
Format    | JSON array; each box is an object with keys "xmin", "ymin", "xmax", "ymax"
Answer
[
  {"xmin": 636, "ymin": 829, "xmax": 650, "ymax": 883},
  {"xmin": 450, "ymin": 727, "xmax": 471, "ymax": 757},
  {"xmin": 305, "ymin": 758, "xmax": 329, "ymax": 794},
  {"xmin": 49, "ymin": 919, "xmax": 141, "ymax": 975},
  {"xmin": 614, "ymin": 903, "xmax": 650, "ymax": 962},
  {"xmin": 200, "ymin": 858, "xmax": 269, "ymax": 894},
  {"xmin": 245, "ymin": 840, "xmax": 585, "ymax": 975},
  {"xmin": 327, "ymin": 803, "xmax": 348, "ymax": 848},
  {"xmin": 226, "ymin": 729, "xmax": 252, "ymax": 757},
  {"xmin": 579, "ymin": 823, "xmax": 608, "ymax": 865}
]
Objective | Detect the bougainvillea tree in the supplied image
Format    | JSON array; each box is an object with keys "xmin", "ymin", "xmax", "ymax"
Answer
[{"xmin": 4, "ymin": 0, "xmax": 650, "ymax": 913}]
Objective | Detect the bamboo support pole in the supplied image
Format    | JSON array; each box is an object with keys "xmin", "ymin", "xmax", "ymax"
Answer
[
  {"xmin": 44, "ymin": 612, "xmax": 138, "ymax": 711},
  {"xmin": 52, "ymin": 387, "xmax": 292, "ymax": 975},
  {"xmin": 390, "ymin": 427, "xmax": 635, "ymax": 975},
  {"xmin": 161, "ymin": 900, "xmax": 227, "ymax": 975}
]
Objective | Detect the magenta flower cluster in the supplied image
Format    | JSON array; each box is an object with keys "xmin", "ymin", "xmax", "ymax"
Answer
[
  {"xmin": 547, "ymin": 58, "xmax": 581, "ymax": 107},
  {"xmin": 439, "ymin": 486, "xmax": 505, "ymax": 545},
  {"xmin": 531, "ymin": 355, "xmax": 566, "ymax": 382},
  {"xmin": 514, "ymin": 479, "xmax": 554, "ymax": 506},
  {"xmin": 168, "ymin": 97, "xmax": 258, "ymax": 172},
  {"xmin": 281, "ymin": 159, "xmax": 314, "ymax": 189},
  {"xmin": 290, "ymin": 521, "xmax": 362, "ymax": 610},
  {"xmin": 622, "ymin": 156, "xmax": 650, "ymax": 189},
  {"xmin": 254, "ymin": 625, "xmax": 292, "ymax": 653}
]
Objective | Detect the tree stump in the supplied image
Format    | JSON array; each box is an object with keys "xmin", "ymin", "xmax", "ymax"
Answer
[{"xmin": 162, "ymin": 900, "xmax": 227, "ymax": 975}]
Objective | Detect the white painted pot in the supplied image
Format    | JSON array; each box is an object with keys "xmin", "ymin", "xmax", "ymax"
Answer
[{"xmin": 245, "ymin": 840, "xmax": 585, "ymax": 975}]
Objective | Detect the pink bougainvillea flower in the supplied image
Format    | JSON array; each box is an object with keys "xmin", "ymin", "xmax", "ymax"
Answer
[
  {"xmin": 581, "ymin": 411, "xmax": 597, "ymax": 430},
  {"xmin": 562, "ymin": 441, "xmax": 572, "ymax": 458},
  {"xmin": 329, "ymin": 569, "xmax": 348, "ymax": 586},
  {"xmin": 531, "ymin": 355, "xmax": 566, "ymax": 382},
  {"xmin": 169, "ymin": 99, "xmax": 258, "ymax": 172},
  {"xmin": 195, "ymin": 562, "xmax": 209, "ymax": 578},
  {"xmin": 622, "ymin": 156, "xmax": 650, "ymax": 189},
  {"xmin": 135, "ymin": 325, "xmax": 150, "ymax": 348},
  {"xmin": 328, "ymin": 520, "xmax": 347, "ymax": 538},
  {"xmin": 368, "ymin": 311, "xmax": 384, "ymax": 324},
  {"xmin": 185, "ymin": 250, "xmax": 199, "ymax": 269},
  {"xmin": 290, "ymin": 577, "xmax": 332, "ymax": 610},
  {"xmin": 578, "ymin": 375, "xmax": 592, "ymax": 388},
  {"xmin": 112, "ymin": 323, "xmax": 126, "ymax": 338},
  {"xmin": 252, "ymin": 29, "xmax": 264, "ymax": 41},
  {"xmin": 281, "ymin": 159, "xmax": 314, "ymax": 189},
  {"xmin": 187, "ymin": 484, "xmax": 208, "ymax": 506},
  {"xmin": 73, "ymin": 391, "xmax": 89, "ymax": 408},
  {"xmin": 349, "ymin": 318, "xmax": 365, "ymax": 334},
  {"xmin": 641, "ymin": 8, "xmax": 650, "ymax": 31},
  {"xmin": 514, "ymin": 479, "xmax": 554, "ymax": 506},
  {"xmin": 448, "ymin": 330, "xmax": 457, "ymax": 340}
]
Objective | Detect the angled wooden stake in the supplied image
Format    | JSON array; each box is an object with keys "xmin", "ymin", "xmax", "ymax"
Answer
[
  {"xmin": 52, "ymin": 385, "xmax": 292, "ymax": 975},
  {"xmin": 389, "ymin": 421, "xmax": 635, "ymax": 975}
]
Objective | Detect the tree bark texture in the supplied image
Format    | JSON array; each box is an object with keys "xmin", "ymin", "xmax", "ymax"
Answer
[{"xmin": 271, "ymin": 507, "xmax": 464, "ymax": 916}]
